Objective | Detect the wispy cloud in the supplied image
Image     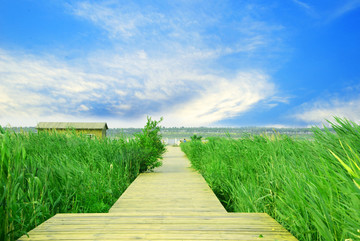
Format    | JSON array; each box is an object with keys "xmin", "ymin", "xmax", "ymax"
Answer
[
  {"xmin": 0, "ymin": 49, "xmax": 109, "ymax": 126},
  {"xmin": 294, "ymin": 96, "xmax": 360, "ymax": 126},
  {"xmin": 291, "ymin": 0, "xmax": 318, "ymax": 17},
  {"xmin": 292, "ymin": 0, "xmax": 312, "ymax": 10},
  {"xmin": 291, "ymin": 0, "xmax": 360, "ymax": 23},
  {"xmin": 0, "ymin": 1, "xmax": 286, "ymax": 127},
  {"xmin": 70, "ymin": 1, "xmax": 157, "ymax": 39},
  {"xmin": 164, "ymin": 72, "xmax": 274, "ymax": 126},
  {"xmin": 69, "ymin": 1, "xmax": 283, "ymax": 54},
  {"xmin": 329, "ymin": 0, "xmax": 360, "ymax": 21},
  {"xmin": 0, "ymin": 46, "xmax": 276, "ymax": 127}
]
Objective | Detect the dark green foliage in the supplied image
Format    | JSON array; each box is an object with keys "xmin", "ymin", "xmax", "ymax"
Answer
[
  {"xmin": 190, "ymin": 134, "xmax": 202, "ymax": 141},
  {"xmin": 135, "ymin": 117, "xmax": 166, "ymax": 172},
  {"xmin": 0, "ymin": 125, "xmax": 5, "ymax": 134},
  {"xmin": 181, "ymin": 118, "xmax": 360, "ymax": 241}
]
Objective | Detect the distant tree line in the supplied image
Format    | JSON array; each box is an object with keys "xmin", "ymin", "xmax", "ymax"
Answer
[{"xmin": 4, "ymin": 126, "xmax": 334, "ymax": 139}]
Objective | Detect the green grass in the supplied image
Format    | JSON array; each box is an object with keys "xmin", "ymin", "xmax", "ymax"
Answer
[
  {"xmin": 0, "ymin": 117, "xmax": 165, "ymax": 241},
  {"xmin": 181, "ymin": 117, "xmax": 360, "ymax": 241}
]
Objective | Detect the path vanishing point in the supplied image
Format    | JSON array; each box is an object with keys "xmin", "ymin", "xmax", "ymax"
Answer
[{"xmin": 19, "ymin": 146, "xmax": 297, "ymax": 240}]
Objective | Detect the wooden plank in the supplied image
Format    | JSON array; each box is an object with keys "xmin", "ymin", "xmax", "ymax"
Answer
[
  {"xmin": 109, "ymin": 148, "xmax": 227, "ymax": 214},
  {"xmin": 53, "ymin": 212, "xmax": 272, "ymax": 217},
  {"xmin": 19, "ymin": 147, "xmax": 297, "ymax": 240},
  {"xmin": 28, "ymin": 215, "xmax": 286, "ymax": 227},
  {"xmin": 19, "ymin": 232, "xmax": 296, "ymax": 240}
]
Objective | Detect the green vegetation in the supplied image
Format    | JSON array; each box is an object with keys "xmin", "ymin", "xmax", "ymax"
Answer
[
  {"xmin": 181, "ymin": 117, "xmax": 360, "ymax": 241},
  {"xmin": 135, "ymin": 117, "xmax": 166, "ymax": 172},
  {"xmin": 190, "ymin": 134, "xmax": 203, "ymax": 141},
  {"xmin": 0, "ymin": 118, "xmax": 165, "ymax": 241}
]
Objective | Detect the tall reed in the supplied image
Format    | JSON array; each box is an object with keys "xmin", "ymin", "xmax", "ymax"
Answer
[
  {"xmin": 181, "ymin": 118, "xmax": 360, "ymax": 241},
  {"xmin": 0, "ymin": 118, "xmax": 165, "ymax": 241}
]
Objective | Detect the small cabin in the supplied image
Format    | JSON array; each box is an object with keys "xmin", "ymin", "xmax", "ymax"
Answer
[{"xmin": 36, "ymin": 122, "xmax": 108, "ymax": 139}]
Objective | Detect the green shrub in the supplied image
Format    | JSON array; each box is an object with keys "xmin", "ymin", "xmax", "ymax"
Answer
[
  {"xmin": 135, "ymin": 117, "xmax": 166, "ymax": 172},
  {"xmin": 190, "ymin": 134, "xmax": 202, "ymax": 141}
]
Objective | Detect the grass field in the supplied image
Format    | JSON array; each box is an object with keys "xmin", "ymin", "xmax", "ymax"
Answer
[
  {"xmin": 0, "ymin": 118, "xmax": 165, "ymax": 241},
  {"xmin": 181, "ymin": 117, "xmax": 360, "ymax": 241}
]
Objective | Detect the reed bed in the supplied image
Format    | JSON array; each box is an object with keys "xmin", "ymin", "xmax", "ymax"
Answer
[
  {"xmin": 181, "ymin": 117, "xmax": 360, "ymax": 241},
  {"xmin": 0, "ymin": 118, "xmax": 165, "ymax": 241}
]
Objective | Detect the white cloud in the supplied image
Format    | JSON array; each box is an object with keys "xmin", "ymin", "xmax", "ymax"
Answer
[
  {"xmin": 329, "ymin": 0, "xmax": 360, "ymax": 21},
  {"xmin": 0, "ymin": 49, "xmax": 113, "ymax": 126},
  {"xmin": 0, "ymin": 48, "xmax": 278, "ymax": 127},
  {"xmin": 163, "ymin": 72, "xmax": 274, "ymax": 126},
  {"xmin": 0, "ymin": 1, "xmax": 287, "ymax": 127},
  {"xmin": 70, "ymin": 1, "xmax": 152, "ymax": 38},
  {"xmin": 292, "ymin": 0, "xmax": 312, "ymax": 10},
  {"xmin": 117, "ymin": 104, "xmax": 131, "ymax": 110},
  {"xmin": 78, "ymin": 104, "xmax": 90, "ymax": 111},
  {"xmin": 291, "ymin": 0, "xmax": 318, "ymax": 17},
  {"xmin": 291, "ymin": 0, "xmax": 360, "ymax": 22},
  {"xmin": 294, "ymin": 97, "xmax": 360, "ymax": 126},
  {"xmin": 115, "ymin": 90, "xmax": 127, "ymax": 96},
  {"xmin": 68, "ymin": 0, "xmax": 283, "ymax": 55}
]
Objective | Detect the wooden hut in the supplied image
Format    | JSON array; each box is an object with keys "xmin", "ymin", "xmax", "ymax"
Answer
[{"xmin": 36, "ymin": 122, "xmax": 108, "ymax": 139}]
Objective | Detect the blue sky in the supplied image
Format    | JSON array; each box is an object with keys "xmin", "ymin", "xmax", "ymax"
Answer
[{"xmin": 1, "ymin": 0, "xmax": 360, "ymax": 127}]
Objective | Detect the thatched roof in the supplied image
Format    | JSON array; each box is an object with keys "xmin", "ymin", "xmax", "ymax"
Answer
[{"xmin": 36, "ymin": 122, "xmax": 108, "ymax": 130}]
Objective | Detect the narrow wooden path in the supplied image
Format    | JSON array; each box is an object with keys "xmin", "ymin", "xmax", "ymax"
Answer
[{"xmin": 19, "ymin": 146, "xmax": 297, "ymax": 240}]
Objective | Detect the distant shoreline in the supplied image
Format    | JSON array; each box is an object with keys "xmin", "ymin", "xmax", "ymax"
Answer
[{"xmin": 3, "ymin": 126, "xmax": 325, "ymax": 139}]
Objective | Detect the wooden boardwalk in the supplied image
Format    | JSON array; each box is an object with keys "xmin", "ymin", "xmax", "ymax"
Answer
[{"xmin": 19, "ymin": 146, "xmax": 297, "ymax": 240}]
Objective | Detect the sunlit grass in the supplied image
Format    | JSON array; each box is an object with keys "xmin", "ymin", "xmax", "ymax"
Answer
[
  {"xmin": 0, "ymin": 117, "xmax": 165, "ymax": 241},
  {"xmin": 181, "ymin": 117, "xmax": 360, "ymax": 241}
]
